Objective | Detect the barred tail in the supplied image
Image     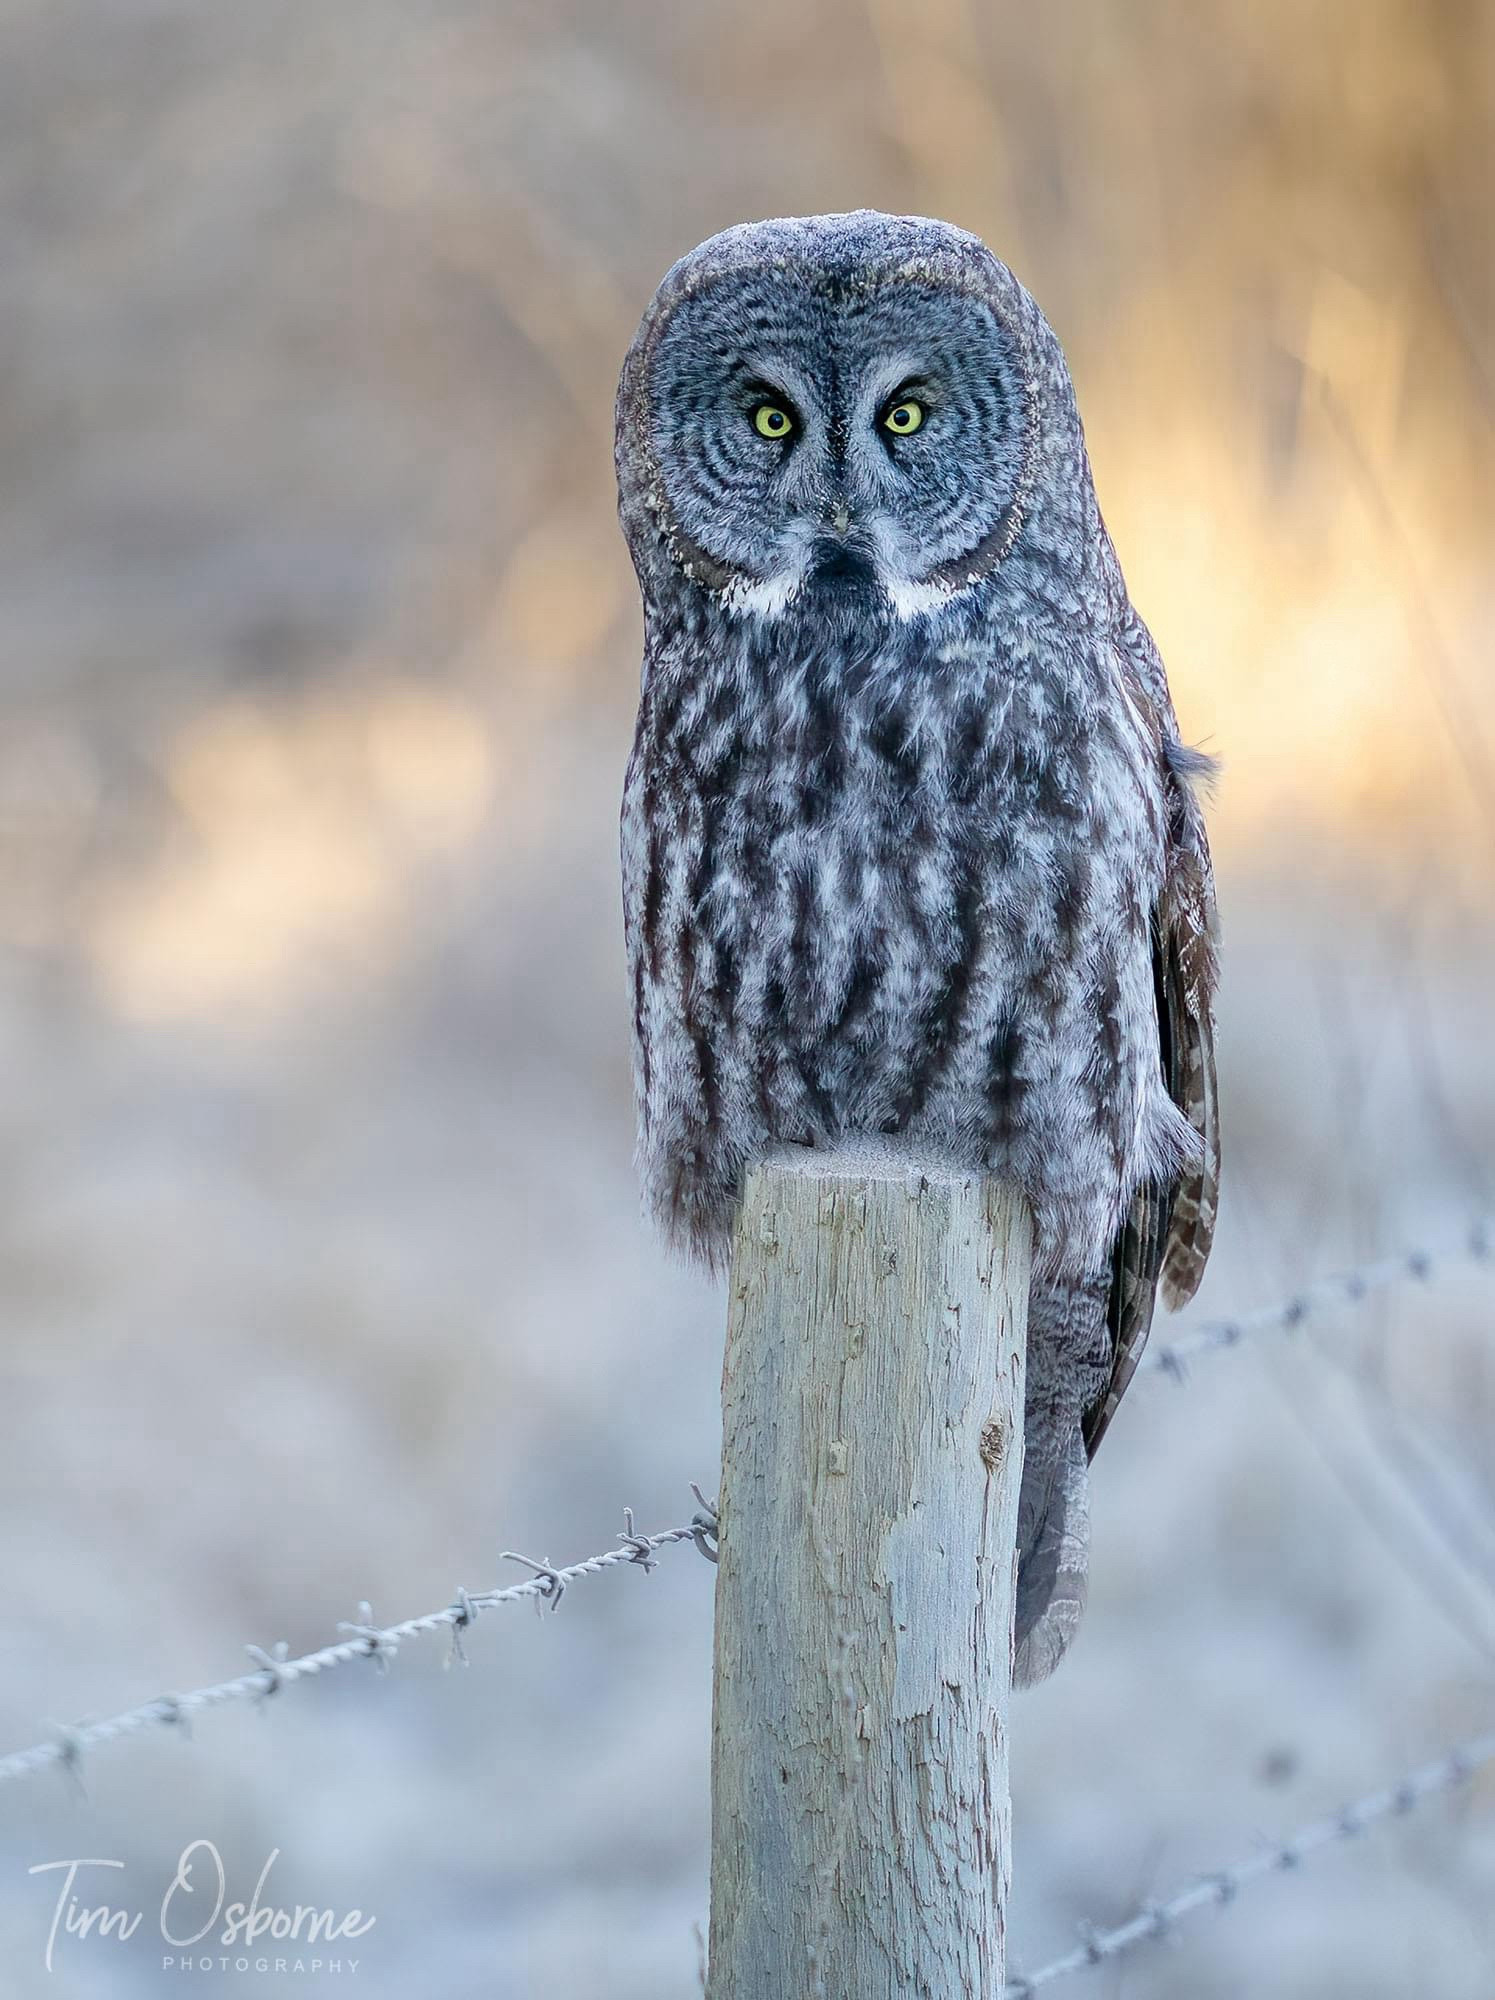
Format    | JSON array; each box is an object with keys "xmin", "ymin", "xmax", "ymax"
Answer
[{"xmin": 1013, "ymin": 1427, "xmax": 1091, "ymax": 1689}]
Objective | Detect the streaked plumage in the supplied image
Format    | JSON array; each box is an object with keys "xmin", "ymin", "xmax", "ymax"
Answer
[{"xmin": 615, "ymin": 212, "xmax": 1219, "ymax": 1682}]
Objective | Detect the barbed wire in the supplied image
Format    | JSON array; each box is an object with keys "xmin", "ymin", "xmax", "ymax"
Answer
[
  {"xmin": 0, "ymin": 1492, "xmax": 719, "ymax": 1792},
  {"xmin": 4, "ymin": 1221, "xmax": 1489, "ymax": 1798},
  {"xmin": 1143, "ymin": 1215, "xmax": 1492, "ymax": 1382},
  {"xmin": 1005, "ymin": 1724, "xmax": 1495, "ymax": 1995}
]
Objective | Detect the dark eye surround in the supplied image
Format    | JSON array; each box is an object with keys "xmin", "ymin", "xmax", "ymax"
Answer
[
  {"xmin": 834, "ymin": 281, "xmax": 1020, "ymax": 572},
  {"xmin": 646, "ymin": 269, "xmax": 833, "ymax": 583}
]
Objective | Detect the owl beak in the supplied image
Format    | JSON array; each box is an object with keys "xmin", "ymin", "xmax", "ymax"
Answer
[
  {"xmin": 807, "ymin": 535, "xmax": 880, "ymax": 596},
  {"xmin": 827, "ymin": 501, "xmax": 852, "ymax": 537}
]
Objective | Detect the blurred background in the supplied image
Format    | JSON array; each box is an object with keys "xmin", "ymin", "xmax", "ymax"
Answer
[{"xmin": 2, "ymin": 1, "xmax": 1493, "ymax": 1993}]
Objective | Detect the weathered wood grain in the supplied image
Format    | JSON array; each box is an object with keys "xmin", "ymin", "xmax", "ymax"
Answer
[{"xmin": 707, "ymin": 1141, "xmax": 1031, "ymax": 1999}]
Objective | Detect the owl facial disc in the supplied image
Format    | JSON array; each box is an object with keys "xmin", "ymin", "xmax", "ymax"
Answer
[{"xmin": 620, "ymin": 214, "xmax": 1039, "ymax": 626}]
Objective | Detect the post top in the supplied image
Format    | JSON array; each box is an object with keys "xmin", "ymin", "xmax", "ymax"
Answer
[{"xmin": 753, "ymin": 1137, "xmax": 985, "ymax": 1188}]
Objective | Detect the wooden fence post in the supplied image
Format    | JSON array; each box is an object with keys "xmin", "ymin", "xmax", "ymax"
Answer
[{"xmin": 706, "ymin": 1141, "xmax": 1031, "ymax": 1998}]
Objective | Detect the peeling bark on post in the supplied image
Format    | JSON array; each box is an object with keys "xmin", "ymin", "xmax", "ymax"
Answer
[{"xmin": 706, "ymin": 1141, "xmax": 1031, "ymax": 1999}]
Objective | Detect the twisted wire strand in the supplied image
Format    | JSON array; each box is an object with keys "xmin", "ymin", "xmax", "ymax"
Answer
[
  {"xmin": 1, "ymin": 1222, "xmax": 1488, "ymax": 1792},
  {"xmin": 1144, "ymin": 1216, "xmax": 1493, "ymax": 1382},
  {"xmin": 1005, "ymin": 1725, "xmax": 1495, "ymax": 1995},
  {"xmin": 0, "ymin": 1512, "xmax": 707, "ymax": 1790}
]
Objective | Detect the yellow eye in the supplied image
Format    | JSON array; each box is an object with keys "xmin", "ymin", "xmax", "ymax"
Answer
[
  {"xmin": 883, "ymin": 398, "xmax": 924, "ymax": 436},
  {"xmin": 752, "ymin": 403, "xmax": 794, "ymax": 440}
]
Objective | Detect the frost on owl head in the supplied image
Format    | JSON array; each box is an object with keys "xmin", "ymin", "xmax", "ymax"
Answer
[{"xmin": 615, "ymin": 211, "xmax": 1094, "ymax": 636}]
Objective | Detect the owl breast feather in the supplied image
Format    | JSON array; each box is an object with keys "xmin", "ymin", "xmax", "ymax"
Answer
[{"xmin": 622, "ymin": 623, "xmax": 1191, "ymax": 1270}]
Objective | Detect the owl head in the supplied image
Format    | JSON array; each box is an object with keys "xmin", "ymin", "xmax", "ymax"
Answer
[{"xmin": 616, "ymin": 212, "xmax": 1091, "ymax": 638}]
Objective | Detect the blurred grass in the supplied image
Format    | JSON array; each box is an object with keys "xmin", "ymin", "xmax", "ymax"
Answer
[{"xmin": 2, "ymin": 0, "xmax": 1492, "ymax": 1021}]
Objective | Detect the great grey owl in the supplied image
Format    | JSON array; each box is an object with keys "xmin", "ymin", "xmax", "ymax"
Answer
[{"xmin": 615, "ymin": 212, "xmax": 1219, "ymax": 1684}]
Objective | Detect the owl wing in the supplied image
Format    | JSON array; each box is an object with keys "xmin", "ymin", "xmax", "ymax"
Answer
[{"xmin": 1082, "ymin": 612, "xmax": 1220, "ymax": 1458}]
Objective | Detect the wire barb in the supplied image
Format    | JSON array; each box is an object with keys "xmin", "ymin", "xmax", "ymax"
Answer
[
  {"xmin": 498, "ymin": 1552, "xmax": 568, "ymax": 1613},
  {"xmin": 245, "ymin": 1641, "xmax": 290, "ymax": 1701},
  {"xmin": 690, "ymin": 1482, "xmax": 720, "ymax": 1565},
  {"xmin": 52, "ymin": 1725, "xmax": 87, "ymax": 1798},
  {"xmin": 446, "ymin": 1586, "xmax": 478, "ymax": 1668},
  {"xmin": 336, "ymin": 1603, "xmax": 397, "ymax": 1673},
  {"xmin": 618, "ymin": 1507, "xmax": 659, "ymax": 1572}
]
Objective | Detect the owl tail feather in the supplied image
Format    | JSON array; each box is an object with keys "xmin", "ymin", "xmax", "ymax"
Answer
[{"xmin": 1013, "ymin": 1427, "xmax": 1091, "ymax": 1688}]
